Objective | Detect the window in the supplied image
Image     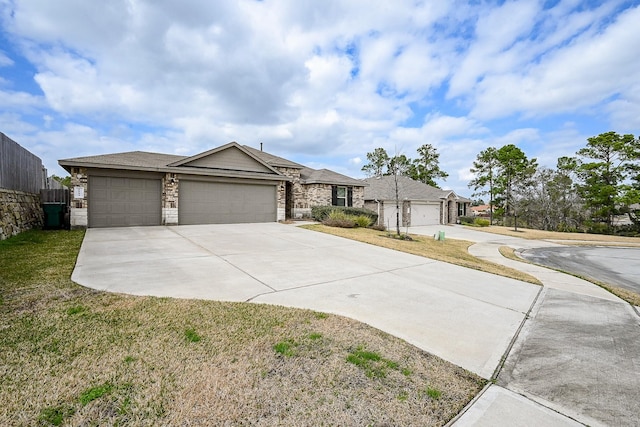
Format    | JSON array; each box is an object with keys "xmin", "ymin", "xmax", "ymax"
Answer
[
  {"xmin": 458, "ymin": 203, "xmax": 466, "ymax": 216},
  {"xmin": 336, "ymin": 186, "xmax": 347, "ymax": 206},
  {"xmin": 332, "ymin": 186, "xmax": 353, "ymax": 207}
]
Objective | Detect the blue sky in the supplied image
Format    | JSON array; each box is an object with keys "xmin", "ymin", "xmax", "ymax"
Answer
[{"xmin": 1, "ymin": 0, "xmax": 639, "ymax": 196}]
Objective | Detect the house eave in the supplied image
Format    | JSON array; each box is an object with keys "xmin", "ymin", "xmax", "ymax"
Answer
[
  {"xmin": 58, "ymin": 160, "xmax": 291, "ymax": 182},
  {"xmin": 302, "ymin": 179, "xmax": 368, "ymax": 187}
]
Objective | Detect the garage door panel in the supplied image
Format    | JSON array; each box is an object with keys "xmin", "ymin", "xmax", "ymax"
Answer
[
  {"xmin": 179, "ymin": 181, "xmax": 276, "ymax": 225},
  {"xmin": 89, "ymin": 176, "xmax": 161, "ymax": 228},
  {"xmin": 411, "ymin": 203, "xmax": 440, "ymax": 226}
]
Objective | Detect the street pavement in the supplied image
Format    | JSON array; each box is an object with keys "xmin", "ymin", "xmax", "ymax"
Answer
[{"xmin": 519, "ymin": 246, "xmax": 640, "ymax": 293}]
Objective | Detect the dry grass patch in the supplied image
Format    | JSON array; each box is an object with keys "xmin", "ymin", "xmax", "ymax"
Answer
[
  {"xmin": 599, "ymin": 285, "xmax": 640, "ymax": 307},
  {"xmin": 472, "ymin": 225, "xmax": 640, "ymax": 246},
  {"xmin": 0, "ymin": 230, "xmax": 485, "ymax": 426},
  {"xmin": 498, "ymin": 246, "xmax": 521, "ymax": 262},
  {"xmin": 303, "ymin": 224, "xmax": 541, "ymax": 285}
]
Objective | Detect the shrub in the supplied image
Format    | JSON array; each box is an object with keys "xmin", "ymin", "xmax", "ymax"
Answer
[
  {"xmin": 311, "ymin": 206, "xmax": 378, "ymax": 224},
  {"xmin": 458, "ymin": 216, "xmax": 475, "ymax": 225},
  {"xmin": 354, "ymin": 215, "xmax": 372, "ymax": 228},
  {"xmin": 473, "ymin": 218, "xmax": 490, "ymax": 227},
  {"xmin": 586, "ymin": 222, "xmax": 610, "ymax": 235},
  {"xmin": 323, "ymin": 210, "xmax": 356, "ymax": 228}
]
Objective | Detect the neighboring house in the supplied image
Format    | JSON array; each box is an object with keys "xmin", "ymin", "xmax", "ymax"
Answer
[
  {"xmin": 471, "ymin": 204, "xmax": 493, "ymax": 217},
  {"xmin": 363, "ymin": 175, "xmax": 471, "ymax": 227},
  {"xmin": 613, "ymin": 203, "xmax": 640, "ymax": 226},
  {"xmin": 58, "ymin": 142, "xmax": 365, "ymax": 228}
]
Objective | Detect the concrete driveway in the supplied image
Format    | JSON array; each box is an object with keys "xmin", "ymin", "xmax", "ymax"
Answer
[{"xmin": 73, "ymin": 222, "xmax": 540, "ymax": 379}]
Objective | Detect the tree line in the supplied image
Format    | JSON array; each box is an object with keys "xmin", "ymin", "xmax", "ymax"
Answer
[
  {"xmin": 468, "ymin": 131, "xmax": 640, "ymax": 234},
  {"xmin": 361, "ymin": 131, "xmax": 640, "ymax": 235},
  {"xmin": 361, "ymin": 144, "xmax": 448, "ymax": 187}
]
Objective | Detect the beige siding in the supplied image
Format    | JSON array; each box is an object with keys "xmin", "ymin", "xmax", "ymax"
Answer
[{"xmin": 183, "ymin": 146, "xmax": 273, "ymax": 173}]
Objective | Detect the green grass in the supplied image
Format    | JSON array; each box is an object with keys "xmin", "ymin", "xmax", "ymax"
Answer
[
  {"xmin": 184, "ymin": 328, "xmax": 202, "ymax": 343},
  {"xmin": 79, "ymin": 383, "xmax": 114, "ymax": 406},
  {"xmin": 273, "ymin": 339, "xmax": 297, "ymax": 357},
  {"xmin": 347, "ymin": 347, "xmax": 402, "ymax": 379},
  {"xmin": 0, "ymin": 229, "xmax": 485, "ymax": 426},
  {"xmin": 66, "ymin": 305, "xmax": 86, "ymax": 315},
  {"xmin": 426, "ymin": 386, "xmax": 443, "ymax": 400},
  {"xmin": 38, "ymin": 405, "xmax": 75, "ymax": 426}
]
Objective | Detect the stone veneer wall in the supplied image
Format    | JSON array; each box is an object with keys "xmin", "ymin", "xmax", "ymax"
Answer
[
  {"xmin": 274, "ymin": 167, "xmax": 304, "ymax": 219},
  {"xmin": 162, "ymin": 173, "xmax": 179, "ymax": 225},
  {"xmin": 68, "ymin": 167, "xmax": 88, "ymax": 229},
  {"xmin": 302, "ymin": 184, "xmax": 365, "ymax": 217},
  {"xmin": 447, "ymin": 198, "xmax": 456, "ymax": 224},
  {"xmin": 0, "ymin": 188, "xmax": 43, "ymax": 240}
]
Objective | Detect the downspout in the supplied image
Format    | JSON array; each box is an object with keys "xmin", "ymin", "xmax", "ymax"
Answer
[{"xmin": 374, "ymin": 199, "xmax": 381, "ymax": 226}]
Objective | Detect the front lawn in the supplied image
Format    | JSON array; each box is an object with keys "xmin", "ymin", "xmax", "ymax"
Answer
[{"xmin": 0, "ymin": 230, "xmax": 485, "ymax": 426}]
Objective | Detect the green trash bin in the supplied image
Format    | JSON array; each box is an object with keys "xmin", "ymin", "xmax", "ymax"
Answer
[
  {"xmin": 438, "ymin": 231, "xmax": 445, "ymax": 241},
  {"xmin": 43, "ymin": 203, "xmax": 64, "ymax": 228}
]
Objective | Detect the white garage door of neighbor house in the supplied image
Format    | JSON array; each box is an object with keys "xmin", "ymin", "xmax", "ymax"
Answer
[
  {"xmin": 410, "ymin": 203, "xmax": 440, "ymax": 226},
  {"xmin": 89, "ymin": 176, "xmax": 162, "ymax": 228},
  {"xmin": 383, "ymin": 203, "xmax": 401, "ymax": 229},
  {"xmin": 179, "ymin": 180, "xmax": 277, "ymax": 225}
]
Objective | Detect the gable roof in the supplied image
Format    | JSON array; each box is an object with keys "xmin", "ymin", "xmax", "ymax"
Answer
[
  {"xmin": 242, "ymin": 145, "xmax": 364, "ymax": 186},
  {"xmin": 167, "ymin": 142, "xmax": 281, "ymax": 175},
  {"xmin": 363, "ymin": 175, "xmax": 467, "ymax": 202},
  {"xmin": 242, "ymin": 145, "xmax": 304, "ymax": 169}
]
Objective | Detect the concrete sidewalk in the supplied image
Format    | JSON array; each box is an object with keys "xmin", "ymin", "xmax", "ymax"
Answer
[
  {"xmin": 410, "ymin": 225, "xmax": 640, "ymax": 427},
  {"xmin": 73, "ymin": 223, "xmax": 539, "ymax": 379}
]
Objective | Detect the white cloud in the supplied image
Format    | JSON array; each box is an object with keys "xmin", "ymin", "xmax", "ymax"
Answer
[
  {"xmin": 0, "ymin": 0, "xmax": 638, "ymax": 197},
  {"xmin": 469, "ymin": 4, "xmax": 640, "ymax": 120},
  {"xmin": 0, "ymin": 50, "xmax": 14, "ymax": 66},
  {"xmin": 0, "ymin": 88, "xmax": 44, "ymax": 110}
]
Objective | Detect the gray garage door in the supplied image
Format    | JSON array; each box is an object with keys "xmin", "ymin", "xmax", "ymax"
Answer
[
  {"xmin": 89, "ymin": 176, "xmax": 162, "ymax": 227},
  {"xmin": 179, "ymin": 180, "xmax": 276, "ymax": 225}
]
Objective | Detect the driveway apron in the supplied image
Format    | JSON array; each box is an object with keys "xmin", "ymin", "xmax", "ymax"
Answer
[{"xmin": 72, "ymin": 223, "xmax": 540, "ymax": 380}]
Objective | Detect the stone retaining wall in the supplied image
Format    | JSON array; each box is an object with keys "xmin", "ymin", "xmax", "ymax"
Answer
[{"xmin": 0, "ymin": 188, "xmax": 43, "ymax": 240}]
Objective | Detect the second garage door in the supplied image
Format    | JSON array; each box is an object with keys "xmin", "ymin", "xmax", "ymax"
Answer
[
  {"xmin": 410, "ymin": 202, "xmax": 441, "ymax": 226},
  {"xmin": 179, "ymin": 180, "xmax": 277, "ymax": 225}
]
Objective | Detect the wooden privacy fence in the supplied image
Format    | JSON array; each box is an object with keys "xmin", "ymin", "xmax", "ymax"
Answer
[
  {"xmin": 40, "ymin": 188, "xmax": 71, "ymax": 204},
  {"xmin": 0, "ymin": 132, "xmax": 46, "ymax": 194}
]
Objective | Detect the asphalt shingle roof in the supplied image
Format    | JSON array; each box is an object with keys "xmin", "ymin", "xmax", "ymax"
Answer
[
  {"xmin": 363, "ymin": 175, "xmax": 456, "ymax": 201},
  {"xmin": 242, "ymin": 145, "xmax": 304, "ymax": 169},
  {"xmin": 300, "ymin": 167, "xmax": 365, "ymax": 186},
  {"xmin": 59, "ymin": 151, "xmax": 186, "ymax": 170},
  {"xmin": 59, "ymin": 144, "xmax": 365, "ymax": 187}
]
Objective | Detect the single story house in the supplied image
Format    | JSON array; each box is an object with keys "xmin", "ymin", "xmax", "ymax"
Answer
[
  {"xmin": 59, "ymin": 142, "xmax": 365, "ymax": 228},
  {"xmin": 363, "ymin": 175, "xmax": 471, "ymax": 227}
]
